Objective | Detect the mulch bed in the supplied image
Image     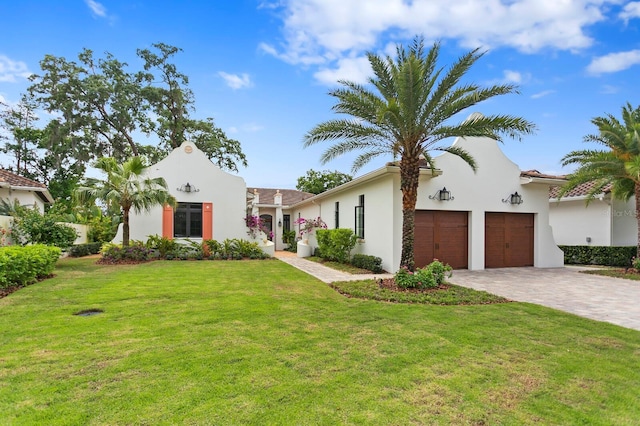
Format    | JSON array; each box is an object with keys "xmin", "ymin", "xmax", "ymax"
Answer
[
  {"xmin": 1, "ymin": 285, "xmax": 24, "ymax": 299},
  {"xmin": 378, "ymin": 278, "xmax": 450, "ymax": 292}
]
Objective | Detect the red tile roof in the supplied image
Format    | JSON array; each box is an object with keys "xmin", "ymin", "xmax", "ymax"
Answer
[
  {"xmin": 549, "ymin": 180, "xmax": 612, "ymax": 199},
  {"xmin": 520, "ymin": 169, "xmax": 566, "ymax": 180},
  {"xmin": 0, "ymin": 169, "xmax": 47, "ymax": 188}
]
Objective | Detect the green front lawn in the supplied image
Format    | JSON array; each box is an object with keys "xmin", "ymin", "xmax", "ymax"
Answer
[{"xmin": 1, "ymin": 258, "xmax": 639, "ymax": 424}]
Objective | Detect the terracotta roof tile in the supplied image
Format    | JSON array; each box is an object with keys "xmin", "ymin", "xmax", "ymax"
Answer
[
  {"xmin": 520, "ymin": 169, "xmax": 566, "ymax": 180},
  {"xmin": 249, "ymin": 188, "xmax": 315, "ymax": 206},
  {"xmin": 549, "ymin": 180, "xmax": 612, "ymax": 199},
  {"xmin": 0, "ymin": 169, "xmax": 47, "ymax": 188}
]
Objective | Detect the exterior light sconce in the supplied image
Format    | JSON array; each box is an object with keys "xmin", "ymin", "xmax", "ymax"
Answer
[
  {"xmin": 177, "ymin": 182, "xmax": 200, "ymax": 193},
  {"xmin": 429, "ymin": 187, "xmax": 454, "ymax": 201},
  {"xmin": 502, "ymin": 192, "xmax": 523, "ymax": 205},
  {"xmin": 278, "ymin": 219, "xmax": 282, "ymax": 227}
]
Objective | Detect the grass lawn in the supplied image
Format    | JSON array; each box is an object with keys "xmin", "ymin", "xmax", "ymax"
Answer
[
  {"xmin": 1, "ymin": 258, "xmax": 640, "ymax": 425},
  {"xmin": 305, "ymin": 256, "xmax": 375, "ymax": 274},
  {"xmin": 582, "ymin": 268, "xmax": 640, "ymax": 280}
]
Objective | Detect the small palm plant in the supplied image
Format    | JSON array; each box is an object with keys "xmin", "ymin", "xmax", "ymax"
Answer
[
  {"xmin": 304, "ymin": 36, "xmax": 535, "ymax": 270},
  {"xmin": 74, "ymin": 156, "xmax": 175, "ymax": 247},
  {"xmin": 560, "ymin": 103, "xmax": 640, "ymax": 257}
]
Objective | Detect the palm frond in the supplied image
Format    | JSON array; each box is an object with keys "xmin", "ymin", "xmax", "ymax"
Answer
[{"xmin": 433, "ymin": 145, "xmax": 477, "ymax": 172}]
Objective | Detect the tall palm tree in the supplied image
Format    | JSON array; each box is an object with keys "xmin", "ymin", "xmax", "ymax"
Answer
[
  {"xmin": 304, "ymin": 36, "xmax": 535, "ymax": 270},
  {"xmin": 560, "ymin": 103, "xmax": 640, "ymax": 257},
  {"xmin": 74, "ymin": 156, "xmax": 175, "ymax": 247}
]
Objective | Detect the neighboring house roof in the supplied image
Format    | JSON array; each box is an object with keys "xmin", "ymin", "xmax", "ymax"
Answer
[
  {"xmin": 249, "ymin": 188, "xmax": 315, "ymax": 206},
  {"xmin": 0, "ymin": 169, "xmax": 54, "ymax": 203},
  {"xmin": 549, "ymin": 180, "xmax": 612, "ymax": 199}
]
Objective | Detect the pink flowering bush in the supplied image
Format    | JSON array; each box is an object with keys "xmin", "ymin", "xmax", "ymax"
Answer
[
  {"xmin": 244, "ymin": 215, "xmax": 273, "ymax": 240},
  {"xmin": 0, "ymin": 227, "xmax": 11, "ymax": 247},
  {"xmin": 294, "ymin": 217, "xmax": 327, "ymax": 237}
]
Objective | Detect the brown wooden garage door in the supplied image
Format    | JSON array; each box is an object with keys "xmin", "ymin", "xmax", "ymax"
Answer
[
  {"xmin": 414, "ymin": 210, "xmax": 468, "ymax": 269},
  {"xmin": 485, "ymin": 212, "xmax": 534, "ymax": 268}
]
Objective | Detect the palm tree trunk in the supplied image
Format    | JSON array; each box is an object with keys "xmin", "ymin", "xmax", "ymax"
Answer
[
  {"xmin": 399, "ymin": 155, "xmax": 421, "ymax": 271},
  {"xmin": 123, "ymin": 207, "xmax": 130, "ymax": 247},
  {"xmin": 636, "ymin": 184, "xmax": 640, "ymax": 259}
]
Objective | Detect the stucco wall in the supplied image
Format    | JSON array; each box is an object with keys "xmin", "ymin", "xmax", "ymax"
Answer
[
  {"xmin": 611, "ymin": 197, "xmax": 638, "ymax": 246},
  {"xmin": 292, "ymin": 174, "xmax": 396, "ymax": 272},
  {"xmin": 115, "ymin": 141, "xmax": 247, "ymax": 243},
  {"xmin": 291, "ymin": 135, "xmax": 564, "ymax": 271},
  {"xmin": 414, "ymin": 136, "xmax": 564, "ymax": 270},
  {"xmin": 0, "ymin": 188, "xmax": 45, "ymax": 213},
  {"xmin": 549, "ymin": 198, "xmax": 611, "ymax": 246}
]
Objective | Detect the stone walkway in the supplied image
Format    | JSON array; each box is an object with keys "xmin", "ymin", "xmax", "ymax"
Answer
[
  {"xmin": 451, "ymin": 267, "xmax": 640, "ymax": 331},
  {"xmin": 274, "ymin": 252, "xmax": 640, "ymax": 332}
]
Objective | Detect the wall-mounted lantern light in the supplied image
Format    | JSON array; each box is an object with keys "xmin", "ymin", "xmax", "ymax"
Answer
[
  {"xmin": 502, "ymin": 191, "xmax": 523, "ymax": 205},
  {"xmin": 429, "ymin": 187, "xmax": 454, "ymax": 201},
  {"xmin": 278, "ymin": 219, "xmax": 282, "ymax": 227},
  {"xmin": 177, "ymin": 182, "xmax": 200, "ymax": 193}
]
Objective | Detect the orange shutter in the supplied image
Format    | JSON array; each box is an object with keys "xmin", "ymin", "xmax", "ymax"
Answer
[
  {"xmin": 202, "ymin": 202, "xmax": 213, "ymax": 240},
  {"xmin": 162, "ymin": 204, "xmax": 174, "ymax": 239}
]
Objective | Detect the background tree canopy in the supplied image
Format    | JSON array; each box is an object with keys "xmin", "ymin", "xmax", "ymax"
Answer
[
  {"xmin": 0, "ymin": 43, "xmax": 247, "ymax": 216},
  {"xmin": 296, "ymin": 169, "xmax": 353, "ymax": 194}
]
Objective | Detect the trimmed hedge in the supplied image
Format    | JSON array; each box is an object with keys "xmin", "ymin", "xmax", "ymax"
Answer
[
  {"xmin": 0, "ymin": 245, "xmax": 61, "ymax": 288},
  {"xmin": 69, "ymin": 242, "xmax": 103, "ymax": 257},
  {"xmin": 351, "ymin": 254, "xmax": 384, "ymax": 273},
  {"xmin": 316, "ymin": 229, "xmax": 359, "ymax": 263},
  {"xmin": 559, "ymin": 245, "xmax": 636, "ymax": 267}
]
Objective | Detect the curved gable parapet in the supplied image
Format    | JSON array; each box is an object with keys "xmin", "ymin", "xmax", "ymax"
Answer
[{"xmin": 446, "ymin": 135, "xmax": 522, "ymax": 180}]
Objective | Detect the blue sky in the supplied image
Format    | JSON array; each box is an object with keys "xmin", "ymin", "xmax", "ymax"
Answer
[{"xmin": 1, "ymin": 0, "xmax": 640, "ymax": 189}]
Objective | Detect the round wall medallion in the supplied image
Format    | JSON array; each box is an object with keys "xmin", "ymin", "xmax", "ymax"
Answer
[{"xmin": 184, "ymin": 145, "xmax": 193, "ymax": 153}]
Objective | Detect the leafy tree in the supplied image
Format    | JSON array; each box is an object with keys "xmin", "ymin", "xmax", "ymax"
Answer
[
  {"xmin": 137, "ymin": 43, "xmax": 247, "ymax": 171},
  {"xmin": 296, "ymin": 169, "xmax": 353, "ymax": 194},
  {"xmin": 27, "ymin": 43, "xmax": 246, "ymax": 171},
  {"xmin": 560, "ymin": 103, "xmax": 640, "ymax": 257},
  {"xmin": 304, "ymin": 36, "xmax": 535, "ymax": 271},
  {"xmin": 74, "ymin": 157, "xmax": 175, "ymax": 247},
  {"xmin": 29, "ymin": 49, "xmax": 148, "ymax": 162},
  {"xmin": 0, "ymin": 95, "xmax": 41, "ymax": 177}
]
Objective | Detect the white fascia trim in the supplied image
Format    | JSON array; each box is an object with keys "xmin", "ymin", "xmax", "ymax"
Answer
[
  {"xmin": 290, "ymin": 165, "xmax": 442, "ymax": 209},
  {"xmin": 9, "ymin": 186, "xmax": 55, "ymax": 203},
  {"xmin": 549, "ymin": 194, "xmax": 608, "ymax": 203},
  {"xmin": 520, "ymin": 177, "xmax": 567, "ymax": 186}
]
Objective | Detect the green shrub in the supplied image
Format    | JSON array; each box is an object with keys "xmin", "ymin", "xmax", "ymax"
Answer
[
  {"xmin": 394, "ymin": 260, "xmax": 452, "ymax": 290},
  {"xmin": 0, "ymin": 245, "xmax": 61, "ymax": 288},
  {"xmin": 146, "ymin": 235, "xmax": 180, "ymax": 258},
  {"xmin": 87, "ymin": 215, "xmax": 118, "ymax": 243},
  {"xmin": 100, "ymin": 241, "xmax": 153, "ymax": 263},
  {"xmin": 351, "ymin": 254, "xmax": 383, "ymax": 273},
  {"xmin": 202, "ymin": 239, "xmax": 268, "ymax": 260},
  {"xmin": 559, "ymin": 245, "xmax": 636, "ymax": 267},
  {"xmin": 316, "ymin": 228, "xmax": 359, "ymax": 263},
  {"xmin": 69, "ymin": 242, "xmax": 103, "ymax": 257},
  {"xmin": 282, "ymin": 230, "xmax": 296, "ymax": 246},
  {"xmin": 10, "ymin": 207, "xmax": 77, "ymax": 248}
]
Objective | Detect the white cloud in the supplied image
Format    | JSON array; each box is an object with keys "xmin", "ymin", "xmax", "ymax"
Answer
[
  {"xmin": 314, "ymin": 56, "xmax": 372, "ymax": 86},
  {"xmin": 0, "ymin": 55, "xmax": 32, "ymax": 82},
  {"xmin": 587, "ymin": 49, "xmax": 640, "ymax": 74},
  {"xmin": 620, "ymin": 1, "xmax": 640, "ymax": 23},
  {"xmin": 531, "ymin": 90, "xmax": 555, "ymax": 99},
  {"xmin": 218, "ymin": 72, "xmax": 253, "ymax": 90},
  {"xmin": 600, "ymin": 84, "xmax": 619, "ymax": 94},
  {"xmin": 85, "ymin": 0, "xmax": 107, "ymax": 17},
  {"xmin": 261, "ymin": 0, "xmax": 615, "ymax": 84},
  {"xmin": 263, "ymin": 0, "xmax": 612, "ymax": 62}
]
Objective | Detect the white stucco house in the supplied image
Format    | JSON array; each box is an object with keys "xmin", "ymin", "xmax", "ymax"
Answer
[
  {"xmin": 0, "ymin": 169, "xmax": 54, "ymax": 213},
  {"xmin": 119, "ymin": 133, "xmax": 565, "ymax": 272},
  {"xmin": 549, "ymin": 182, "xmax": 637, "ymax": 246},
  {"xmin": 113, "ymin": 141, "xmax": 248, "ymax": 244},
  {"xmin": 281, "ymin": 135, "xmax": 565, "ymax": 272}
]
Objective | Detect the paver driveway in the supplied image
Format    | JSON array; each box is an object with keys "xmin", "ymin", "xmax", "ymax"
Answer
[{"xmin": 451, "ymin": 267, "xmax": 640, "ymax": 331}]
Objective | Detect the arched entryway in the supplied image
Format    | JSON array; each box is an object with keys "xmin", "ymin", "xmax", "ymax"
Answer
[{"xmin": 260, "ymin": 214, "xmax": 273, "ymax": 240}]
